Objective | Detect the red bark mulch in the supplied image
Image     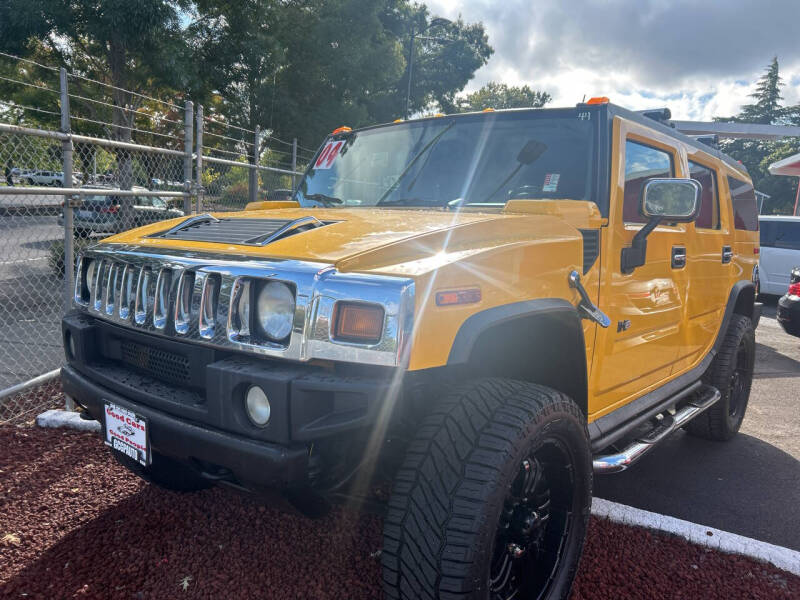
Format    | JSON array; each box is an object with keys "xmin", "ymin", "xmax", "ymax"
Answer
[{"xmin": 1, "ymin": 426, "xmax": 798, "ymax": 599}]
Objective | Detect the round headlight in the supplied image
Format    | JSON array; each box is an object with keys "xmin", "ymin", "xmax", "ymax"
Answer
[
  {"xmin": 256, "ymin": 282, "xmax": 295, "ymax": 341},
  {"xmin": 245, "ymin": 385, "xmax": 271, "ymax": 426}
]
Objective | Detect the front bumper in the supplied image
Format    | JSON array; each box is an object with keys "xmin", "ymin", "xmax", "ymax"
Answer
[
  {"xmin": 777, "ymin": 294, "xmax": 800, "ymax": 337},
  {"xmin": 62, "ymin": 364, "xmax": 308, "ymax": 488},
  {"xmin": 61, "ymin": 310, "xmax": 397, "ymax": 489}
]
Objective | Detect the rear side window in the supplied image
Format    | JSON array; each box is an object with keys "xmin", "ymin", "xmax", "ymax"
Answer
[
  {"xmin": 689, "ymin": 161, "xmax": 719, "ymax": 229},
  {"xmin": 759, "ymin": 220, "xmax": 800, "ymax": 250},
  {"xmin": 727, "ymin": 176, "xmax": 758, "ymax": 231},
  {"xmin": 623, "ymin": 140, "xmax": 674, "ymax": 224}
]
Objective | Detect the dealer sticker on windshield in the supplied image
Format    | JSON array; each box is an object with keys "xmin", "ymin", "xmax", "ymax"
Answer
[
  {"xmin": 104, "ymin": 401, "xmax": 150, "ymax": 466},
  {"xmin": 543, "ymin": 173, "xmax": 560, "ymax": 192},
  {"xmin": 314, "ymin": 140, "xmax": 345, "ymax": 170}
]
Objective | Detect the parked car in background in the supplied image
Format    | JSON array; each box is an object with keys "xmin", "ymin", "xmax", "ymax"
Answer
[
  {"xmin": 777, "ymin": 266, "xmax": 800, "ymax": 337},
  {"xmin": 27, "ymin": 170, "xmax": 65, "ymax": 186},
  {"xmin": 758, "ymin": 215, "xmax": 800, "ymax": 295},
  {"xmin": 58, "ymin": 186, "xmax": 184, "ymax": 236},
  {"xmin": 265, "ymin": 188, "xmax": 294, "ymax": 201}
]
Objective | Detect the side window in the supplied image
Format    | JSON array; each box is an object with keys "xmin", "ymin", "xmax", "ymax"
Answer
[
  {"xmin": 727, "ymin": 176, "xmax": 759, "ymax": 231},
  {"xmin": 760, "ymin": 221, "xmax": 800, "ymax": 250},
  {"xmin": 623, "ymin": 140, "xmax": 674, "ymax": 224},
  {"xmin": 689, "ymin": 161, "xmax": 720, "ymax": 229}
]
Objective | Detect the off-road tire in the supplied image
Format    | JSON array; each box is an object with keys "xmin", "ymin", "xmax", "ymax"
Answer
[
  {"xmin": 112, "ymin": 449, "xmax": 212, "ymax": 492},
  {"xmin": 382, "ymin": 378, "xmax": 592, "ymax": 600},
  {"xmin": 685, "ymin": 314, "xmax": 755, "ymax": 441}
]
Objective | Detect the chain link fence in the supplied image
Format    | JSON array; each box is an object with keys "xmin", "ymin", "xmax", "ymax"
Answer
[{"xmin": 0, "ymin": 53, "xmax": 305, "ymax": 423}]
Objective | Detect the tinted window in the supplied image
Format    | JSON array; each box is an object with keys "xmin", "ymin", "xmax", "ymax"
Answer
[
  {"xmin": 759, "ymin": 220, "xmax": 800, "ymax": 250},
  {"xmin": 689, "ymin": 161, "xmax": 720, "ymax": 229},
  {"xmin": 623, "ymin": 141, "xmax": 674, "ymax": 224},
  {"xmin": 727, "ymin": 176, "xmax": 758, "ymax": 231}
]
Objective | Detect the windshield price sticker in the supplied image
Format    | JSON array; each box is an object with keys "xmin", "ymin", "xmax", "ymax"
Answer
[
  {"xmin": 543, "ymin": 173, "xmax": 560, "ymax": 192},
  {"xmin": 315, "ymin": 140, "xmax": 345, "ymax": 170}
]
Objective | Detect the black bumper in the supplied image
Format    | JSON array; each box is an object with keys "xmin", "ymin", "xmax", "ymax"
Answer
[
  {"xmin": 62, "ymin": 364, "xmax": 308, "ymax": 488},
  {"xmin": 777, "ymin": 294, "xmax": 800, "ymax": 338},
  {"xmin": 61, "ymin": 311, "xmax": 397, "ymax": 489}
]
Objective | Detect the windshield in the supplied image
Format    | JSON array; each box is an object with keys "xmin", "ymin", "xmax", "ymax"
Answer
[{"xmin": 296, "ymin": 110, "xmax": 596, "ymax": 209}]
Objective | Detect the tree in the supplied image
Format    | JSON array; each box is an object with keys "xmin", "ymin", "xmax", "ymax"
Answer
[
  {"xmin": 718, "ymin": 57, "xmax": 800, "ymax": 214},
  {"xmin": 188, "ymin": 1, "xmax": 493, "ymax": 150},
  {"xmin": 444, "ymin": 82, "xmax": 551, "ymax": 113}
]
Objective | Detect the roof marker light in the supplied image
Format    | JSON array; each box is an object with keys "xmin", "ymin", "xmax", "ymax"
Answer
[
  {"xmin": 586, "ymin": 96, "xmax": 610, "ymax": 105},
  {"xmin": 393, "ymin": 119, "xmax": 404, "ymax": 123},
  {"xmin": 433, "ymin": 113, "xmax": 445, "ymax": 117},
  {"xmin": 331, "ymin": 126, "xmax": 352, "ymax": 135},
  {"xmin": 482, "ymin": 108, "xmax": 495, "ymax": 112}
]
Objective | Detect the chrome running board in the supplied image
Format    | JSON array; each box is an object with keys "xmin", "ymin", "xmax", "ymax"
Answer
[{"xmin": 592, "ymin": 385, "xmax": 721, "ymax": 474}]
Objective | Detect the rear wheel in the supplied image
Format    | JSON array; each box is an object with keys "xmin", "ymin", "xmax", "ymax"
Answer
[
  {"xmin": 685, "ymin": 314, "xmax": 755, "ymax": 441},
  {"xmin": 112, "ymin": 449, "xmax": 212, "ymax": 492},
  {"xmin": 382, "ymin": 378, "xmax": 591, "ymax": 600}
]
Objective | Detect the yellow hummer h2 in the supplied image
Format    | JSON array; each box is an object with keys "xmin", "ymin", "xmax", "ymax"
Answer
[{"xmin": 62, "ymin": 99, "xmax": 760, "ymax": 600}]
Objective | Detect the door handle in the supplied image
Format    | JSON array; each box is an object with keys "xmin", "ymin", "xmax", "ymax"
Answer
[
  {"xmin": 722, "ymin": 246, "xmax": 733, "ymax": 264},
  {"xmin": 671, "ymin": 246, "xmax": 686, "ymax": 269}
]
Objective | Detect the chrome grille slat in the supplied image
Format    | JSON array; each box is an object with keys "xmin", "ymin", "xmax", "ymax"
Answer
[{"xmin": 77, "ymin": 245, "xmax": 415, "ymax": 368}]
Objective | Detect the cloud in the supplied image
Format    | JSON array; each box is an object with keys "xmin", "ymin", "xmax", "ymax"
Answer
[{"xmin": 428, "ymin": 0, "xmax": 800, "ymax": 119}]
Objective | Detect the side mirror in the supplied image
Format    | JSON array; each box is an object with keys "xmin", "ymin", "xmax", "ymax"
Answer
[
  {"xmin": 641, "ymin": 178, "xmax": 701, "ymax": 222},
  {"xmin": 621, "ymin": 178, "xmax": 701, "ymax": 274}
]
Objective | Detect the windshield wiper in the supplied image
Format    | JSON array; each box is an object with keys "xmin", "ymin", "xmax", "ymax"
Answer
[
  {"xmin": 377, "ymin": 197, "xmax": 437, "ymax": 207},
  {"xmin": 304, "ymin": 193, "xmax": 343, "ymax": 206},
  {"xmin": 376, "ymin": 121, "xmax": 455, "ymax": 205}
]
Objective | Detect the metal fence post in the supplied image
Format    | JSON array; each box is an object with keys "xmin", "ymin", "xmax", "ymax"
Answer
[
  {"xmin": 195, "ymin": 104, "xmax": 203, "ymax": 214},
  {"xmin": 60, "ymin": 68, "xmax": 74, "ymax": 309},
  {"xmin": 183, "ymin": 100, "xmax": 194, "ymax": 215},
  {"xmin": 292, "ymin": 138, "xmax": 298, "ymax": 189},
  {"xmin": 249, "ymin": 125, "xmax": 261, "ymax": 204},
  {"xmin": 60, "ymin": 67, "xmax": 76, "ymax": 412}
]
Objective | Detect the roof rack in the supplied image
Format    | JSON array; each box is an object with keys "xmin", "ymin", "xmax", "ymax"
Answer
[{"xmin": 690, "ymin": 134, "xmax": 719, "ymax": 149}]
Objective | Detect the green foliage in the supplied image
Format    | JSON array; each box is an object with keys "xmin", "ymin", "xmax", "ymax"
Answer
[
  {"xmin": 444, "ymin": 82, "xmax": 551, "ymax": 113},
  {"xmin": 718, "ymin": 57, "xmax": 800, "ymax": 215}
]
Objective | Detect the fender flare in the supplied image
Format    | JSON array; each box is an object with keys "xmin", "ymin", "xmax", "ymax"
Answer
[{"xmin": 447, "ymin": 298, "xmax": 588, "ymax": 415}]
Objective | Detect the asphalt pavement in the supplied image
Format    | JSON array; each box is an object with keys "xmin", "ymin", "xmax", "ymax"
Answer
[{"xmin": 595, "ymin": 298, "xmax": 800, "ymax": 551}]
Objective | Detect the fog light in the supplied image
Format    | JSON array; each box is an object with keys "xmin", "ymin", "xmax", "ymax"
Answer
[{"xmin": 245, "ymin": 385, "xmax": 271, "ymax": 426}]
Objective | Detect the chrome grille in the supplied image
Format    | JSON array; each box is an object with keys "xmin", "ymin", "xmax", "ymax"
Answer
[{"xmin": 73, "ymin": 245, "xmax": 415, "ymax": 367}]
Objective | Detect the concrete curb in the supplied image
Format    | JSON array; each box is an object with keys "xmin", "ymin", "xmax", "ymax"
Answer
[
  {"xmin": 593, "ymin": 497, "xmax": 800, "ymax": 576},
  {"xmin": 35, "ymin": 409, "xmax": 100, "ymax": 433}
]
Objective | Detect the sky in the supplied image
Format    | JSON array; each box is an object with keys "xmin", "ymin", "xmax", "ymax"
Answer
[{"xmin": 427, "ymin": 0, "xmax": 800, "ymax": 121}]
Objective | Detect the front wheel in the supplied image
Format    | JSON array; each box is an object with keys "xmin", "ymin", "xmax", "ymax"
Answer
[{"xmin": 382, "ymin": 379, "xmax": 592, "ymax": 600}]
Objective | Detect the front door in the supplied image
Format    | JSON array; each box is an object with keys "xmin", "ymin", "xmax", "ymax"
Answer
[{"xmin": 589, "ymin": 117, "xmax": 690, "ymax": 419}]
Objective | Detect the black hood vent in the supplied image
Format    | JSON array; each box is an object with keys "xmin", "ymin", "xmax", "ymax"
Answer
[{"xmin": 150, "ymin": 215, "xmax": 334, "ymax": 246}]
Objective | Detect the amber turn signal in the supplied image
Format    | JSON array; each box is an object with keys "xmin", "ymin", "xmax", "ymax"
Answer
[
  {"xmin": 435, "ymin": 288, "xmax": 481, "ymax": 306},
  {"xmin": 333, "ymin": 302, "xmax": 384, "ymax": 343}
]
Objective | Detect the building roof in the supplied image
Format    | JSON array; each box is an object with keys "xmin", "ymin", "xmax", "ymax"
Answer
[{"xmin": 768, "ymin": 152, "xmax": 800, "ymax": 177}]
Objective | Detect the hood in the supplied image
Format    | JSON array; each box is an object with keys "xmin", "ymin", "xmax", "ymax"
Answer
[{"xmin": 102, "ymin": 206, "xmax": 584, "ymax": 274}]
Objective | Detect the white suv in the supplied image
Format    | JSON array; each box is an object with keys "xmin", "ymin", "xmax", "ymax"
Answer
[
  {"xmin": 757, "ymin": 215, "xmax": 800, "ymax": 295},
  {"xmin": 26, "ymin": 170, "xmax": 64, "ymax": 186}
]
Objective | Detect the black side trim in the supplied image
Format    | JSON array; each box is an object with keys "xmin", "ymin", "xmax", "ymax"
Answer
[
  {"xmin": 447, "ymin": 298, "xmax": 579, "ymax": 365},
  {"xmin": 589, "ymin": 279, "xmax": 755, "ymax": 450},
  {"xmin": 579, "ymin": 229, "xmax": 600, "ymax": 274}
]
